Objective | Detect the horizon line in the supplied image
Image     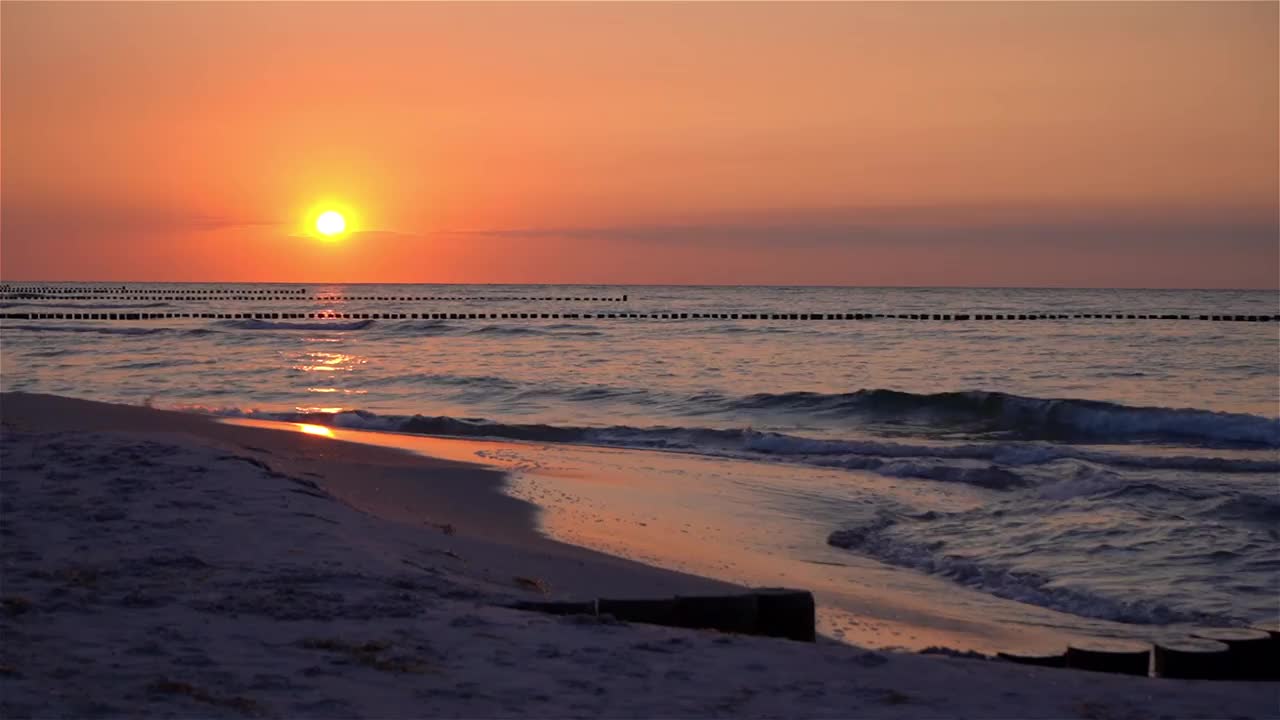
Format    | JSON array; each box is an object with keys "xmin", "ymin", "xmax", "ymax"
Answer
[{"xmin": 1, "ymin": 279, "xmax": 1276, "ymax": 292}]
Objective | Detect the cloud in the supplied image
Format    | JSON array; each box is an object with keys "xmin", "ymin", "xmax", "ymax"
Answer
[
  {"xmin": 443, "ymin": 203, "xmax": 1280, "ymax": 252},
  {"xmin": 282, "ymin": 229, "xmax": 420, "ymax": 242},
  {"xmin": 2, "ymin": 203, "xmax": 281, "ymax": 236}
]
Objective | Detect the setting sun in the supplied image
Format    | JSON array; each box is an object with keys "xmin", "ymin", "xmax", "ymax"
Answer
[
  {"xmin": 316, "ymin": 211, "xmax": 346, "ymax": 237},
  {"xmin": 303, "ymin": 201, "xmax": 360, "ymax": 241}
]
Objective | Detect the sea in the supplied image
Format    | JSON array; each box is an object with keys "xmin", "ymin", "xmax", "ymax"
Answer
[{"xmin": 2, "ymin": 284, "xmax": 1277, "ymax": 650}]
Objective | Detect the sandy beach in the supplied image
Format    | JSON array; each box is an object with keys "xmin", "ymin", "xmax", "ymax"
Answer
[{"xmin": 1, "ymin": 392, "xmax": 1274, "ymax": 718}]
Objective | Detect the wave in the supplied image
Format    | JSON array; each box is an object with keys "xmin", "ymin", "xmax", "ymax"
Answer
[
  {"xmin": 393, "ymin": 321, "xmax": 454, "ymax": 336},
  {"xmin": 202, "ymin": 376, "xmax": 1280, "ymax": 447},
  {"xmin": 466, "ymin": 324, "xmax": 603, "ymax": 337},
  {"xmin": 359, "ymin": 372, "xmax": 522, "ymax": 390},
  {"xmin": 111, "ymin": 358, "xmax": 217, "ymax": 370},
  {"xmin": 703, "ymin": 389, "xmax": 1280, "ymax": 447},
  {"xmin": 217, "ymin": 319, "xmax": 376, "ymax": 331},
  {"xmin": 744, "ymin": 433, "xmax": 1280, "ymax": 472},
  {"xmin": 0, "ymin": 324, "xmax": 213, "ymax": 337},
  {"xmin": 826, "ymin": 517, "xmax": 1222, "ymax": 625},
  {"xmin": 1196, "ymin": 493, "xmax": 1280, "ymax": 525},
  {"xmin": 292, "ymin": 320, "xmax": 609, "ymax": 338},
  {"xmin": 341, "ymin": 382, "xmax": 1274, "ymax": 447},
  {"xmin": 212, "ymin": 318, "xmax": 593, "ymax": 335},
  {"xmin": 0, "ymin": 301, "xmax": 172, "ymax": 309},
  {"xmin": 204, "ymin": 407, "xmax": 1025, "ymax": 488},
  {"xmin": 194, "ymin": 407, "xmax": 1279, "ymax": 490}
]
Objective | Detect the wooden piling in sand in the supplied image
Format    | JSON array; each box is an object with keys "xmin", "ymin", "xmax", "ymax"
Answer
[
  {"xmin": 509, "ymin": 600, "xmax": 597, "ymax": 616},
  {"xmin": 1250, "ymin": 621, "xmax": 1280, "ymax": 679},
  {"xmin": 673, "ymin": 594, "xmax": 759, "ymax": 634},
  {"xmin": 510, "ymin": 589, "xmax": 813, "ymax": 642},
  {"xmin": 1065, "ymin": 640, "xmax": 1150, "ymax": 676},
  {"xmin": 1152, "ymin": 638, "xmax": 1229, "ymax": 679},
  {"xmin": 995, "ymin": 650, "xmax": 1067, "ymax": 668},
  {"xmin": 1190, "ymin": 628, "xmax": 1275, "ymax": 680},
  {"xmin": 596, "ymin": 598, "xmax": 678, "ymax": 626},
  {"xmin": 752, "ymin": 588, "xmax": 816, "ymax": 642}
]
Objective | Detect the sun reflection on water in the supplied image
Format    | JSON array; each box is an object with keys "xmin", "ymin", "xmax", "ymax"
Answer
[
  {"xmin": 296, "ymin": 423, "xmax": 335, "ymax": 438},
  {"xmin": 292, "ymin": 351, "xmax": 367, "ymax": 373}
]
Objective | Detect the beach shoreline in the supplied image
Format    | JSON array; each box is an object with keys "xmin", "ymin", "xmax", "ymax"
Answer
[
  {"xmin": 1, "ymin": 392, "xmax": 1274, "ymax": 717},
  {"xmin": 222, "ymin": 416, "xmax": 1122, "ymax": 655}
]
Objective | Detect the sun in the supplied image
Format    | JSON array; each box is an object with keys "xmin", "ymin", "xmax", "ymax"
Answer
[
  {"xmin": 302, "ymin": 200, "xmax": 359, "ymax": 240},
  {"xmin": 315, "ymin": 210, "xmax": 346, "ymax": 237}
]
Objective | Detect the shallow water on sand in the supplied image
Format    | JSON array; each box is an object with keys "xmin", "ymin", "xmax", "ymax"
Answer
[{"xmin": 3, "ymin": 284, "xmax": 1278, "ymax": 644}]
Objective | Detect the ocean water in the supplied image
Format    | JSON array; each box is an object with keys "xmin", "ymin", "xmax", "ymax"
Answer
[{"xmin": 2, "ymin": 284, "xmax": 1278, "ymax": 642}]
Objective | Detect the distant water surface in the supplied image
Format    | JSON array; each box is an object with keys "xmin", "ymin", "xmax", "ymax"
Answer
[{"xmin": 3, "ymin": 284, "xmax": 1277, "ymax": 641}]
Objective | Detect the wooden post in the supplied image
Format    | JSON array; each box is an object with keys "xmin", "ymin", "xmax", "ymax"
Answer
[
  {"xmin": 996, "ymin": 650, "xmax": 1066, "ymax": 668},
  {"xmin": 510, "ymin": 600, "xmax": 597, "ymax": 617},
  {"xmin": 1152, "ymin": 638, "xmax": 1228, "ymax": 679},
  {"xmin": 673, "ymin": 594, "xmax": 759, "ymax": 635},
  {"xmin": 1190, "ymin": 628, "xmax": 1274, "ymax": 680},
  {"xmin": 1065, "ymin": 640, "xmax": 1150, "ymax": 676},
  {"xmin": 752, "ymin": 588, "xmax": 815, "ymax": 642},
  {"xmin": 597, "ymin": 598, "xmax": 678, "ymax": 626}
]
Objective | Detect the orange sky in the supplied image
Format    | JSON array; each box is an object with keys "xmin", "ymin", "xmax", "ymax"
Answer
[{"xmin": 2, "ymin": 1, "xmax": 1277, "ymax": 287}]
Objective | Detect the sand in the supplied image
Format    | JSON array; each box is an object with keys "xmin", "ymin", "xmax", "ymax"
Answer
[{"xmin": 1, "ymin": 392, "xmax": 1274, "ymax": 718}]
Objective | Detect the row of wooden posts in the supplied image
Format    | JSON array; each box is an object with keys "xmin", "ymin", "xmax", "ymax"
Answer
[
  {"xmin": 511, "ymin": 591, "xmax": 1278, "ymax": 681},
  {"xmin": 2, "ymin": 311, "xmax": 1277, "ymax": 322},
  {"xmin": 0, "ymin": 294, "xmax": 630, "ymax": 302},
  {"xmin": 0, "ymin": 287, "xmax": 307, "ymax": 295},
  {"xmin": 998, "ymin": 624, "xmax": 1279, "ymax": 680},
  {"xmin": 2, "ymin": 287, "xmax": 629, "ymax": 301}
]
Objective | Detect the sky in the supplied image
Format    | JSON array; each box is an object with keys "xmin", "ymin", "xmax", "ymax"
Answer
[{"xmin": 2, "ymin": 1, "xmax": 1277, "ymax": 287}]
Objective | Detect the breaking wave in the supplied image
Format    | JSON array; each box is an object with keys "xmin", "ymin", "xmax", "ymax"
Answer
[
  {"xmin": 197, "ymin": 384, "xmax": 1280, "ymax": 448},
  {"xmin": 704, "ymin": 389, "xmax": 1280, "ymax": 447},
  {"xmin": 217, "ymin": 319, "xmax": 377, "ymax": 331},
  {"xmin": 195, "ymin": 407, "xmax": 1279, "ymax": 489},
  {"xmin": 826, "ymin": 517, "xmax": 1223, "ymax": 625}
]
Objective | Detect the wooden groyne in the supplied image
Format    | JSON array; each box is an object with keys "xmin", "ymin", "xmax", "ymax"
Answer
[
  {"xmin": 0, "ymin": 289, "xmax": 629, "ymax": 303},
  {"xmin": 511, "ymin": 588, "xmax": 816, "ymax": 643},
  {"xmin": 1, "ymin": 310, "xmax": 1275, "ymax": 322},
  {"xmin": 997, "ymin": 623, "xmax": 1280, "ymax": 680}
]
